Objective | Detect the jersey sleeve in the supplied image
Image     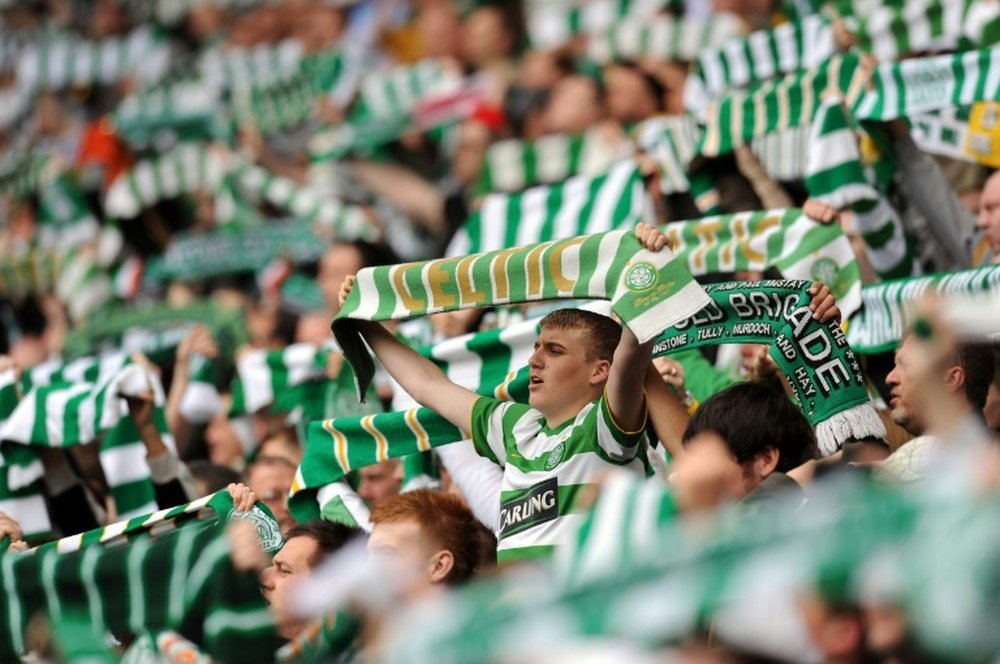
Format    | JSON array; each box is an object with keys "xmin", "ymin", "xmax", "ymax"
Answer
[
  {"xmin": 470, "ymin": 396, "xmax": 510, "ymax": 466},
  {"xmin": 594, "ymin": 391, "xmax": 647, "ymax": 464}
]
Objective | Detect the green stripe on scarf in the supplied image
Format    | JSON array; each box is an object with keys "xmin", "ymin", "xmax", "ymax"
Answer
[
  {"xmin": 652, "ymin": 280, "xmax": 885, "ymax": 454},
  {"xmin": 846, "ymin": 264, "xmax": 1000, "ymax": 353},
  {"xmin": 335, "ymin": 228, "xmax": 709, "ymax": 398},
  {"xmin": 661, "ymin": 208, "xmax": 863, "ymax": 316}
]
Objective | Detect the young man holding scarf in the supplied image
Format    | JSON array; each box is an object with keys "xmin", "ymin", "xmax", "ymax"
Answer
[{"xmin": 339, "ymin": 223, "xmax": 669, "ymax": 563}]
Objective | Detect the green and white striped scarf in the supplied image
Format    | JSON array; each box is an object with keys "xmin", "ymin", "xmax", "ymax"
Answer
[
  {"xmin": 290, "ymin": 311, "xmax": 545, "ymax": 521},
  {"xmin": 652, "ymin": 280, "xmax": 885, "ymax": 454},
  {"xmin": 698, "ymin": 54, "xmax": 867, "ymax": 156},
  {"xmin": 0, "ymin": 151, "xmax": 53, "ymax": 199},
  {"xmin": 526, "ymin": 0, "xmax": 674, "ymax": 51},
  {"xmin": 475, "ymin": 130, "xmax": 631, "ymax": 196},
  {"xmin": 686, "ymin": 15, "xmax": 835, "ymax": 113},
  {"xmin": 0, "ymin": 493, "xmax": 283, "ymax": 661},
  {"xmin": 337, "ymin": 228, "xmax": 709, "ymax": 397},
  {"xmin": 16, "ymin": 26, "xmax": 171, "ymax": 91},
  {"xmin": 662, "ymin": 208, "xmax": 863, "ymax": 316},
  {"xmin": 198, "ymin": 38, "xmax": 304, "ymax": 93},
  {"xmin": 803, "ymin": 98, "xmax": 878, "ymax": 209},
  {"xmin": 387, "ymin": 476, "xmax": 1000, "ymax": 662},
  {"xmin": 151, "ymin": 0, "xmax": 269, "ymax": 25},
  {"xmin": 62, "ymin": 301, "xmax": 248, "ymax": 364},
  {"xmin": 103, "ymin": 143, "xmax": 228, "ymax": 220},
  {"xmin": 846, "ymin": 264, "xmax": 1000, "ymax": 353},
  {"xmin": 143, "ymin": 220, "xmax": 325, "ymax": 285},
  {"xmin": 0, "ymin": 249, "xmax": 59, "ymax": 300},
  {"xmin": 448, "ymin": 161, "xmax": 654, "ymax": 257},
  {"xmin": 1, "ymin": 356, "xmax": 176, "ymax": 519},
  {"xmin": 586, "ymin": 13, "xmax": 744, "ymax": 64},
  {"xmin": 229, "ymin": 342, "xmax": 379, "ymax": 422},
  {"xmin": 633, "ymin": 115, "xmax": 702, "ymax": 195},
  {"xmin": 113, "ymin": 81, "xmax": 226, "ymax": 147},
  {"xmin": 0, "ymin": 370, "xmax": 49, "ymax": 542},
  {"xmin": 224, "ymin": 161, "xmax": 376, "ymax": 241},
  {"xmin": 853, "ymin": 47, "xmax": 1000, "ymax": 120},
  {"xmin": 354, "ymin": 58, "xmax": 462, "ymax": 120},
  {"xmin": 910, "ymin": 103, "xmax": 1000, "ymax": 167},
  {"xmin": 35, "ymin": 174, "xmax": 100, "ymax": 252},
  {"xmin": 844, "ymin": 0, "xmax": 1000, "ymax": 60}
]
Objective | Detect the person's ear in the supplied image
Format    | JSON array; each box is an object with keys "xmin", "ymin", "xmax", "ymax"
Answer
[
  {"xmin": 590, "ymin": 359, "xmax": 611, "ymax": 385},
  {"xmin": 428, "ymin": 549, "xmax": 455, "ymax": 585},
  {"xmin": 754, "ymin": 447, "xmax": 780, "ymax": 478},
  {"xmin": 942, "ymin": 365, "xmax": 965, "ymax": 393}
]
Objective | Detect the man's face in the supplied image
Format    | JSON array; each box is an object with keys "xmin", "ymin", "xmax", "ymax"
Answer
[
  {"xmin": 317, "ymin": 244, "xmax": 364, "ymax": 314},
  {"xmin": 260, "ymin": 536, "xmax": 318, "ymax": 640},
  {"xmin": 357, "ymin": 460, "xmax": 402, "ymax": 508},
  {"xmin": 976, "ymin": 173, "xmax": 1000, "ymax": 257},
  {"xmin": 367, "ymin": 519, "xmax": 434, "ymax": 592},
  {"xmin": 984, "ymin": 380, "xmax": 1000, "ymax": 432},
  {"xmin": 528, "ymin": 326, "xmax": 604, "ymax": 423},
  {"xmin": 884, "ymin": 336, "xmax": 925, "ymax": 434},
  {"xmin": 604, "ymin": 66, "xmax": 658, "ymax": 124},
  {"xmin": 247, "ymin": 462, "xmax": 297, "ymax": 532}
]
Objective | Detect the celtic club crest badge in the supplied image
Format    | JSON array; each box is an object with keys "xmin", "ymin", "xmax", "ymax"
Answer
[{"xmin": 625, "ymin": 262, "xmax": 657, "ymax": 291}]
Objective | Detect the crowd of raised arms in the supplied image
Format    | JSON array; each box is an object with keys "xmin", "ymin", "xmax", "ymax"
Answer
[{"xmin": 1, "ymin": 0, "xmax": 1000, "ymax": 661}]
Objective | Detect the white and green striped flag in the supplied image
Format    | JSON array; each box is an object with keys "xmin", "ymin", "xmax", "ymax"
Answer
[
  {"xmin": 526, "ymin": 0, "xmax": 671, "ymax": 51},
  {"xmin": 846, "ymin": 264, "xmax": 1000, "ymax": 353},
  {"xmin": 586, "ymin": 13, "xmax": 744, "ymax": 64},
  {"xmin": 476, "ymin": 130, "xmax": 631, "ymax": 195},
  {"xmin": 16, "ymin": 26, "xmax": 171, "ymax": 91},
  {"xmin": 448, "ymin": 160, "xmax": 654, "ymax": 257},
  {"xmin": 686, "ymin": 15, "xmax": 835, "ymax": 114},
  {"xmin": 662, "ymin": 208, "xmax": 863, "ymax": 315},
  {"xmin": 853, "ymin": 47, "xmax": 1000, "ymax": 120}
]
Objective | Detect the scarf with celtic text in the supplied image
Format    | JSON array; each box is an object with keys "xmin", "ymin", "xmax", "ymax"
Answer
[
  {"xmin": 652, "ymin": 280, "xmax": 885, "ymax": 455},
  {"xmin": 335, "ymin": 229, "xmax": 709, "ymax": 398},
  {"xmin": 586, "ymin": 13, "xmax": 743, "ymax": 65}
]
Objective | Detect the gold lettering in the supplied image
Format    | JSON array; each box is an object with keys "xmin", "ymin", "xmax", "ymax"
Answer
[
  {"xmin": 490, "ymin": 248, "xmax": 521, "ymax": 302},
  {"xmin": 456, "ymin": 254, "xmax": 486, "ymax": 306},
  {"xmin": 547, "ymin": 237, "xmax": 586, "ymax": 294},
  {"xmin": 391, "ymin": 264, "xmax": 426, "ymax": 311},
  {"xmin": 691, "ymin": 220, "xmax": 722, "ymax": 272},
  {"xmin": 427, "ymin": 258, "xmax": 458, "ymax": 310},
  {"xmin": 722, "ymin": 215, "xmax": 748, "ymax": 268},
  {"xmin": 742, "ymin": 214, "xmax": 781, "ymax": 266},
  {"xmin": 525, "ymin": 243, "xmax": 547, "ymax": 297}
]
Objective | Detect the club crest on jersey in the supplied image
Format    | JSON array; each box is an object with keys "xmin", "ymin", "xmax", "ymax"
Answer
[
  {"xmin": 498, "ymin": 477, "xmax": 558, "ymax": 539},
  {"xmin": 544, "ymin": 441, "xmax": 565, "ymax": 470}
]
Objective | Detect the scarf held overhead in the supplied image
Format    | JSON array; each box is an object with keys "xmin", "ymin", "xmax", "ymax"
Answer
[
  {"xmin": 334, "ymin": 229, "xmax": 710, "ymax": 399},
  {"xmin": 652, "ymin": 280, "xmax": 885, "ymax": 455}
]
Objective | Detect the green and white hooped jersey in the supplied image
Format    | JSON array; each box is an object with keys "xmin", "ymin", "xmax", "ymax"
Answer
[{"xmin": 471, "ymin": 396, "xmax": 649, "ymax": 563}]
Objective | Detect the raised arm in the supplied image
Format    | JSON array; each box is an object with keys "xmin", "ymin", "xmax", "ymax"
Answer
[
  {"xmin": 605, "ymin": 223, "xmax": 672, "ymax": 432},
  {"xmin": 339, "ymin": 276, "xmax": 478, "ymax": 433}
]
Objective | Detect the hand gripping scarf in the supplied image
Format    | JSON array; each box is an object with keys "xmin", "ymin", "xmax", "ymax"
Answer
[
  {"xmin": 651, "ymin": 280, "xmax": 886, "ymax": 455},
  {"xmin": 333, "ymin": 229, "xmax": 711, "ymax": 399}
]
